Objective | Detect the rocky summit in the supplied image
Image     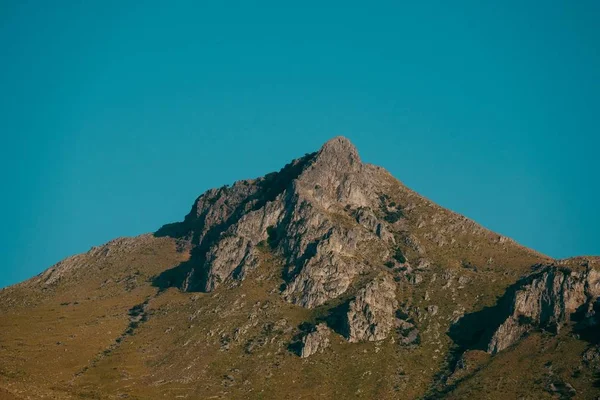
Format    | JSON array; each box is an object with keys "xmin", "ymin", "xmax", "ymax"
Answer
[{"xmin": 1, "ymin": 137, "xmax": 599, "ymax": 399}]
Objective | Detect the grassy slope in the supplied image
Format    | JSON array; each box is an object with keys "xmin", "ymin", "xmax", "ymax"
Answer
[
  {"xmin": 0, "ymin": 235, "xmax": 187, "ymax": 399},
  {"xmin": 1, "ymin": 173, "xmax": 594, "ymax": 399},
  {"xmin": 443, "ymin": 332, "xmax": 599, "ymax": 399}
]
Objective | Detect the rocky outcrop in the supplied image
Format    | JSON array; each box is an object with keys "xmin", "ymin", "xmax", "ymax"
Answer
[
  {"xmin": 201, "ymin": 200, "xmax": 285, "ymax": 291},
  {"xmin": 156, "ymin": 137, "xmax": 397, "ymax": 308},
  {"xmin": 300, "ymin": 323, "xmax": 331, "ymax": 358},
  {"xmin": 345, "ymin": 274, "xmax": 398, "ymax": 342},
  {"xmin": 397, "ymin": 319, "xmax": 420, "ymax": 346},
  {"xmin": 487, "ymin": 267, "xmax": 600, "ymax": 353},
  {"xmin": 273, "ymin": 138, "xmax": 396, "ymax": 307},
  {"xmin": 154, "ymin": 134, "xmax": 552, "ymax": 331},
  {"xmin": 280, "ymin": 210, "xmax": 378, "ymax": 308}
]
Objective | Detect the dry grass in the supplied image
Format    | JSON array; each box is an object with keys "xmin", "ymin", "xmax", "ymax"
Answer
[{"xmin": 0, "ymin": 174, "xmax": 594, "ymax": 399}]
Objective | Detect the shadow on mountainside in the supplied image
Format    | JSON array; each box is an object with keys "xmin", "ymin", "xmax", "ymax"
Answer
[
  {"xmin": 446, "ymin": 265, "xmax": 579, "ymax": 353},
  {"xmin": 573, "ymin": 298, "xmax": 600, "ymax": 345},
  {"xmin": 426, "ymin": 264, "xmax": 600, "ymax": 398},
  {"xmin": 447, "ymin": 279, "xmax": 522, "ymax": 352},
  {"xmin": 424, "ymin": 267, "xmax": 550, "ymax": 398}
]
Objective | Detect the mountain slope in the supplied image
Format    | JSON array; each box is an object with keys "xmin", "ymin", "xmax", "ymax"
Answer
[{"xmin": 1, "ymin": 137, "xmax": 598, "ymax": 399}]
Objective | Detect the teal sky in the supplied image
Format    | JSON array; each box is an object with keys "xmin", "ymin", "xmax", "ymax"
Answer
[{"xmin": 1, "ymin": 1, "xmax": 599, "ymax": 288}]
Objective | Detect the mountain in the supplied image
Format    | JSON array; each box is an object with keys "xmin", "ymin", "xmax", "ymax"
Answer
[{"xmin": 1, "ymin": 137, "xmax": 599, "ymax": 399}]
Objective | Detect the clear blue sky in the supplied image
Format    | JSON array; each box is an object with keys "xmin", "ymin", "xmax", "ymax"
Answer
[{"xmin": 1, "ymin": 1, "xmax": 599, "ymax": 288}]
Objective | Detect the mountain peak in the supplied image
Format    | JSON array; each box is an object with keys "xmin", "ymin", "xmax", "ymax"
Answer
[{"xmin": 315, "ymin": 136, "xmax": 361, "ymax": 166}]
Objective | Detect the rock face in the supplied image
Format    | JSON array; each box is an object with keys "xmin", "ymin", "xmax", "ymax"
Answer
[
  {"xmin": 158, "ymin": 137, "xmax": 395, "ymax": 308},
  {"xmin": 345, "ymin": 274, "xmax": 398, "ymax": 342},
  {"xmin": 154, "ymin": 136, "xmax": 600, "ymax": 357},
  {"xmin": 156, "ymin": 136, "xmax": 599, "ymax": 358},
  {"xmin": 157, "ymin": 135, "xmax": 572, "ymax": 355},
  {"xmin": 300, "ymin": 323, "xmax": 331, "ymax": 358},
  {"xmin": 487, "ymin": 267, "xmax": 600, "ymax": 353}
]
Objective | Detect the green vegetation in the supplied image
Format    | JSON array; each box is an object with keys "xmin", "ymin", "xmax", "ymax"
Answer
[
  {"xmin": 383, "ymin": 208, "xmax": 404, "ymax": 223},
  {"xmin": 393, "ymin": 248, "xmax": 406, "ymax": 264}
]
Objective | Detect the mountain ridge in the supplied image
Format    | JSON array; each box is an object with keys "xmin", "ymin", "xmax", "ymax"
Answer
[{"xmin": 1, "ymin": 137, "xmax": 598, "ymax": 399}]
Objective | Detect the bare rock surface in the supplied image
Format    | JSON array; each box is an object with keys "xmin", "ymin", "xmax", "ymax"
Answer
[
  {"xmin": 487, "ymin": 266, "xmax": 600, "ymax": 353},
  {"xmin": 156, "ymin": 137, "xmax": 395, "ymax": 308},
  {"xmin": 345, "ymin": 274, "xmax": 398, "ymax": 342},
  {"xmin": 300, "ymin": 323, "xmax": 331, "ymax": 358}
]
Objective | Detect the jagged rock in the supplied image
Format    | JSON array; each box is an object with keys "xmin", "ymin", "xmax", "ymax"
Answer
[
  {"xmin": 345, "ymin": 274, "xmax": 398, "ymax": 342},
  {"xmin": 582, "ymin": 345, "xmax": 600, "ymax": 365},
  {"xmin": 202, "ymin": 201, "xmax": 285, "ymax": 290},
  {"xmin": 400, "ymin": 328, "xmax": 420, "ymax": 346},
  {"xmin": 300, "ymin": 323, "xmax": 331, "ymax": 358},
  {"xmin": 279, "ymin": 207, "xmax": 371, "ymax": 308},
  {"xmin": 154, "ymin": 135, "xmax": 553, "ymax": 321},
  {"xmin": 277, "ymin": 139, "xmax": 395, "ymax": 307},
  {"xmin": 159, "ymin": 137, "xmax": 396, "ymax": 308},
  {"xmin": 488, "ymin": 267, "xmax": 600, "ymax": 353},
  {"xmin": 294, "ymin": 136, "xmax": 369, "ymax": 209},
  {"xmin": 395, "ymin": 318, "xmax": 420, "ymax": 346}
]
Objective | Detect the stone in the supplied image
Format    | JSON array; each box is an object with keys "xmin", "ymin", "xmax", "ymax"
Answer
[
  {"xmin": 345, "ymin": 274, "xmax": 398, "ymax": 342},
  {"xmin": 488, "ymin": 267, "xmax": 600, "ymax": 353},
  {"xmin": 300, "ymin": 323, "xmax": 331, "ymax": 358},
  {"xmin": 158, "ymin": 136, "xmax": 396, "ymax": 308}
]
